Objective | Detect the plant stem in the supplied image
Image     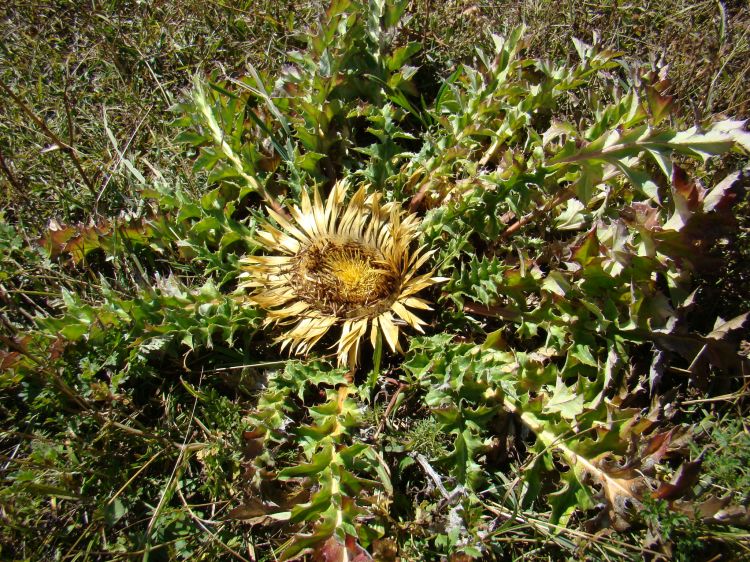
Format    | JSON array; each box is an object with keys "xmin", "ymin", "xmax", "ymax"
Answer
[{"xmin": 0, "ymin": 80, "xmax": 97, "ymax": 196}]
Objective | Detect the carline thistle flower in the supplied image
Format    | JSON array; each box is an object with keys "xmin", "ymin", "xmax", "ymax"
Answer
[{"xmin": 240, "ymin": 181, "xmax": 445, "ymax": 368}]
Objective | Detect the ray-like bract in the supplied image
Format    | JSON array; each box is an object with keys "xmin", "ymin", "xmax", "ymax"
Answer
[{"xmin": 240, "ymin": 181, "xmax": 445, "ymax": 367}]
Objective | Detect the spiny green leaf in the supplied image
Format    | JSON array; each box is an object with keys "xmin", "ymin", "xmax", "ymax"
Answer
[{"xmin": 278, "ymin": 444, "xmax": 334, "ymax": 480}]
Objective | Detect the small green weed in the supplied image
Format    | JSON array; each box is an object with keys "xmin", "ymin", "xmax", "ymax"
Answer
[
  {"xmin": 694, "ymin": 414, "xmax": 750, "ymax": 501},
  {"xmin": 641, "ymin": 497, "xmax": 704, "ymax": 561}
]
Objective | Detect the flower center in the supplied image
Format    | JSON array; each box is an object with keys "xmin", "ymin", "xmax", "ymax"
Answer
[{"xmin": 294, "ymin": 240, "xmax": 398, "ymax": 317}]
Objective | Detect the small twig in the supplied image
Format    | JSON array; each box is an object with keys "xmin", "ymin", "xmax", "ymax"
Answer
[
  {"xmin": 0, "ymin": 284, "xmax": 36, "ymax": 324},
  {"xmin": 139, "ymin": 54, "xmax": 170, "ymax": 105},
  {"xmin": 94, "ymin": 105, "xmax": 152, "ymax": 214},
  {"xmin": 462, "ymin": 302, "xmax": 522, "ymax": 322},
  {"xmin": 142, "ymin": 371, "xmax": 204, "ymax": 562},
  {"xmin": 415, "ymin": 453, "xmax": 466, "ymax": 507},
  {"xmin": 176, "ymin": 478, "xmax": 252, "ymax": 561},
  {"xmin": 0, "ymin": 282, "xmax": 47, "ymax": 319},
  {"xmin": 198, "ymin": 359, "xmax": 288, "ymax": 373},
  {"xmin": 422, "ymin": 0, "xmax": 433, "ymax": 48},
  {"xmin": 107, "ymin": 450, "xmax": 165, "ymax": 506},
  {"xmin": 62, "ymin": 68, "xmax": 75, "ymax": 146},
  {"xmin": 415, "ymin": 453, "xmax": 451, "ymax": 500},
  {"xmin": 177, "ymin": 487, "xmax": 254, "ymax": 562},
  {"xmin": 484, "ymin": 501, "xmax": 665, "ymax": 557},
  {"xmin": 686, "ymin": 344, "xmax": 708, "ymax": 373},
  {"xmin": 1, "ymin": 442, "xmax": 22, "ymax": 472},
  {"xmin": 0, "ymin": 80, "xmax": 97, "ymax": 196},
  {"xmin": 0, "ymin": 147, "xmax": 29, "ymax": 202},
  {"xmin": 682, "ymin": 391, "xmax": 748, "ymax": 405},
  {"xmin": 373, "ymin": 381, "xmax": 406, "ymax": 439},
  {"xmin": 64, "ymin": 449, "xmax": 166, "ymax": 559}
]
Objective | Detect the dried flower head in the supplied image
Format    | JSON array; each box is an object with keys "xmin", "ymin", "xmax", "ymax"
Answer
[{"xmin": 240, "ymin": 182, "xmax": 444, "ymax": 367}]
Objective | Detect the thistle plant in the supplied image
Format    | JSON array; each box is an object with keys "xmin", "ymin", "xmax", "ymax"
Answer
[{"xmin": 2, "ymin": 0, "xmax": 750, "ymax": 560}]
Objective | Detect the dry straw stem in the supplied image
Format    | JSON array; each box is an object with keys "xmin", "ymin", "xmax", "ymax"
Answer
[{"xmin": 0, "ymin": 80, "xmax": 97, "ymax": 196}]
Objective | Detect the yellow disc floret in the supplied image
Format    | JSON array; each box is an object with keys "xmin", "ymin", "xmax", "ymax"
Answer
[{"xmin": 293, "ymin": 240, "xmax": 398, "ymax": 317}]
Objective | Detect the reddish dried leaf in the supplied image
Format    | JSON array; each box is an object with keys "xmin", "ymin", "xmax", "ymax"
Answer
[
  {"xmin": 645, "ymin": 84, "xmax": 674, "ymax": 124},
  {"xmin": 450, "ymin": 553, "xmax": 481, "ymax": 562},
  {"xmin": 621, "ymin": 203, "xmax": 660, "ymax": 230},
  {"xmin": 653, "ymin": 456, "xmax": 703, "ymax": 501},
  {"xmin": 572, "ymin": 229, "xmax": 600, "ymax": 265},
  {"xmin": 243, "ymin": 427, "xmax": 265, "ymax": 440},
  {"xmin": 39, "ymin": 221, "xmax": 77, "ymax": 258},
  {"xmin": 313, "ymin": 536, "xmax": 372, "ymax": 562},
  {"xmin": 0, "ymin": 335, "xmax": 31, "ymax": 356},
  {"xmin": 68, "ymin": 227, "xmax": 110, "ymax": 262},
  {"xmin": 38, "ymin": 217, "xmax": 155, "ymax": 265},
  {"xmin": 242, "ymin": 426, "xmax": 267, "ymax": 457},
  {"xmin": 372, "ymin": 538, "xmax": 398, "ymax": 562},
  {"xmin": 641, "ymin": 429, "xmax": 674, "ymax": 460},
  {"xmin": 673, "ymin": 495, "xmax": 731, "ymax": 521},
  {"xmin": 227, "ymin": 498, "xmax": 275, "ymax": 519},
  {"xmin": 0, "ymin": 350, "xmax": 22, "ymax": 370},
  {"xmin": 671, "ymin": 165, "xmax": 704, "ymax": 211},
  {"xmin": 48, "ymin": 336, "xmax": 69, "ymax": 361}
]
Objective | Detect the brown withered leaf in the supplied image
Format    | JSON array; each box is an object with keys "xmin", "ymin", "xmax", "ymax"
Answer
[
  {"xmin": 581, "ymin": 428, "xmax": 696, "ymax": 531},
  {"xmin": 0, "ymin": 335, "xmax": 32, "ymax": 368},
  {"xmin": 671, "ymin": 165, "xmax": 704, "ymax": 211},
  {"xmin": 227, "ymin": 498, "xmax": 275, "ymax": 520},
  {"xmin": 227, "ymin": 492, "xmax": 298, "ymax": 528},
  {"xmin": 652, "ymin": 454, "xmax": 703, "ymax": 501},
  {"xmin": 664, "ymin": 165, "xmax": 707, "ymax": 231},
  {"xmin": 674, "ymin": 497, "xmax": 750, "ymax": 528},
  {"xmin": 39, "ymin": 216, "xmax": 156, "ymax": 264},
  {"xmin": 449, "ymin": 553, "xmax": 481, "ymax": 562},
  {"xmin": 645, "ymin": 84, "xmax": 674, "ymax": 124},
  {"xmin": 579, "ymin": 454, "xmax": 650, "ymax": 531},
  {"xmin": 623, "ymin": 202, "xmax": 661, "ymax": 230},
  {"xmin": 0, "ymin": 349, "xmax": 22, "ymax": 370},
  {"xmin": 371, "ymin": 538, "xmax": 398, "ymax": 562},
  {"xmin": 672, "ymin": 495, "xmax": 731, "ymax": 522},
  {"xmin": 712, "ymin": 505, "xmax": 750, "ymax": 528},
  {"xmin": 639, "ymin": 428, "xmax": 676, "ymax": 472},
  {"xmin": 40, "ymin": 218, "xmax": 110, "ymax": 262},
  {"xmin": 651, "ymin": 164, "xmax": 742, "ymax": 272},
  {"xmin": 312, "ymin": 535, "xmax": 372, "ymax": 562},
  {"xmin": 242, "ymin": 427, "xmax": 266, "ymax": 458},
  {"xmin": 48, "ymin": 336, "xmax": 69, "ymax": 361}
]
